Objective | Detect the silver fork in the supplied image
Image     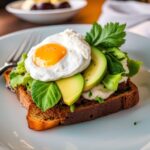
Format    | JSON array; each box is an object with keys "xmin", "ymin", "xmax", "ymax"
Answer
[{"xmin": 0, "ymin": 34, "xmax": 41, "ymax": 76}]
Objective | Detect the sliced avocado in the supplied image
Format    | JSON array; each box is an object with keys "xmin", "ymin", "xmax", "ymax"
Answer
[
  {"xmin": 56, "ymin": 74, "xmax": 84, "ymax": 106},
  {"xmin": 83, "ymin": 47, "xmax": 107, "ymax": 91},
  {"xmin": 102, "ymin": 74, "xmax": 122, "ymax": 91}
]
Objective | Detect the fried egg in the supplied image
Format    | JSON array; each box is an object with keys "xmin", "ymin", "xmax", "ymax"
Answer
[{"xmin": 25, "ymin": 29, "xmax": 91, "ymax": 81}]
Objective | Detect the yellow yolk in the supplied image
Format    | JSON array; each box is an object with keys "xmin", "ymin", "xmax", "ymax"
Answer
[{"xmin": 33, "ymin": 43, "xmax": 67, "ymax": 67}]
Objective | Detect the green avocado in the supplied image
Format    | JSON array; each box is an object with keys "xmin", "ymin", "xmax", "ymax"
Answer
[
  {"xmin": 56, "ymin": 74, "xmax": 84, "ymax": 106},
  {"xmin": 103, "ymin": 74, "xmax": 122, "ymax": 91},
  {"xmin": 83, "ymin": 47, "xmax": 107, "ymax": 91}
]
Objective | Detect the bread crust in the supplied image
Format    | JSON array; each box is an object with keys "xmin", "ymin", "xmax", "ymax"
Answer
[
  {"xmin": 27, "ymin": 114, "xmax": 60, "ymax": 131},
  {"xmin": 4, "ymin": 69, "xmax": 32, "ymax": 109},
  {"xmin": 4, "ymin": 70, "xmax": 139, "ymax": 131}
]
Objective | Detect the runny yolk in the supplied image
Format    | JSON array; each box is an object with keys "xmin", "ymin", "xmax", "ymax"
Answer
[{"xmin": 33, "ymin": 43, "xmax": 67, "ymax": 67}]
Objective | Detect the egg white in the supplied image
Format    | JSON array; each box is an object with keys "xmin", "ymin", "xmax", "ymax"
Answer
[{"xmin": 25, "ymin": 29, "xmax": 91, "ymax": 81}]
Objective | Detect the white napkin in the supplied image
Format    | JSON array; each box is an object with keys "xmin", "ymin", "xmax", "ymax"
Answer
[
  {"xmin": 128, "ymin": 21, "xmax": 150, "ymax": 37},
  {"xmin": 98, "ymin": 0, "xmax": 150, "ymax": 38}
]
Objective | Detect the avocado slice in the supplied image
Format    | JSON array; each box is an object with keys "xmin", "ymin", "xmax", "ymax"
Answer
[
  {"xmin": 56, "ymin": 74, "xmax": 84, "ymax": 106},
  {"xmin": 83, "ymin": 47, "xmax": 107, "ymax": 91},
  {"xmin": 103, "ymin": 74, "xmax": 122, "ymax": 91}
]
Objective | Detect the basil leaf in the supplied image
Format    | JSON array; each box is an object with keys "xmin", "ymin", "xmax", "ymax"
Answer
[
  {"xmin": 128, "ymin": 59, "xmax": 142, "ymax": 77},
  {"xmin": 106, "ymin": 53, "xmax": 125, "ymax": 75},
  {"xmin": 31, "ymin": 80, "xmax": 62, "ymax": 112}
]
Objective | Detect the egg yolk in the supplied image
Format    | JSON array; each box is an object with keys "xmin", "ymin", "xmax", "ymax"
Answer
[{"xmin": 33, "ymin": 43, "xmax": 67, "ymax": 67}]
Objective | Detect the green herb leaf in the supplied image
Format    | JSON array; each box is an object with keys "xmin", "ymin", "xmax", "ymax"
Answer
[
  {"xmin": 134, "ymin": 122, "xmax": 138, "ymax": 126},
  {"xmin": 70, "ymin": 104, "xmax": 75, "ymax": 112},
  {"xmin": 106, "ymin": 53, "xmax": 125, "ymax": 75},
  {"xmin": 95, "ymin": 97, "xmax": 104, "ymax": 103},
  {"xmin": 103, "ymin": 74, "xmax": 122, "ymax": 91},
  {"xmin": 128, "ymin": 59, "xmax": 142, "ymax": 77},
  {"xmin": 88, "ymin": 91, "xmax": 93, "ymax": 97},
  {"xmin": 85, "ymin": 23, "xmax": 102, "ymax": 45},
  {"xmin": 85, "ymin": 22, "xmax": 126, "ymax": 48},
  {"xmin": 107, "ymin": 47, "xmax": 126, "ymax": 60},
  {"xmin": 31, "ymin": 80, "xmax": 62, "ymax": 112}
]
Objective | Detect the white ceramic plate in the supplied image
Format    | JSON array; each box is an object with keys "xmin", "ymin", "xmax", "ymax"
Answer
[
  {"xmin": 0, "ymin": 24, "xmax": 150, "ymax": 150},
  {"xmin": 6, "ymin": 0, "xmax": 87, "ymax": 24}
]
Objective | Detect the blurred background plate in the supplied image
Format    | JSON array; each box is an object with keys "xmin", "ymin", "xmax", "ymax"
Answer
[
  {"xmin": 0, "ymin": 24, "xmax": 150, "ymax": 150},
  {"xmin": 6, "ymin": 0, "xmax": 87, "ymax": 24}
]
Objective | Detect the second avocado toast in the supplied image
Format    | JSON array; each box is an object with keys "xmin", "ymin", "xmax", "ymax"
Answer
[{"xmin": 4, "ymin": 22, "xmax": 142, "ymax": 131}]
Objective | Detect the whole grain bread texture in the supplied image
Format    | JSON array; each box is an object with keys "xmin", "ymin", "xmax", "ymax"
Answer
[{"xmin": 4, "ymin": 69, "xmax": 139, "ymax": 131}]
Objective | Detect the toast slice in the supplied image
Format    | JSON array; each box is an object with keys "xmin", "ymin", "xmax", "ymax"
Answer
[{"xmin": 4, "ymin": 69, "xmax": 139, "ymax": 131}]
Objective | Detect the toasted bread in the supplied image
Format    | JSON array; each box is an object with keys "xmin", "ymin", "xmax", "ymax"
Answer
[
  {"xmin": 4, "ymin": 70, "xmax": 139, "ymax": 131},
  {"xmin": 4, "ymin": 69, "xmax": 32, "ymax": 109}
]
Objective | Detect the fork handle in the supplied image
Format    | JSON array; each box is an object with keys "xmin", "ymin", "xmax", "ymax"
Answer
[{"xmin": 0, "ymin": 63, "xmax": 16, "ymax": 76}]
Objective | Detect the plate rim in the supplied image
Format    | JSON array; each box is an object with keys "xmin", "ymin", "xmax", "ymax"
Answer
[
  {"xmin": 0, "ymin": 23, "xmax": 149, "ymax": 42},
  {"xmin": 0, "ymin": 24, "xmax": 90, "ymax": 39}
]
